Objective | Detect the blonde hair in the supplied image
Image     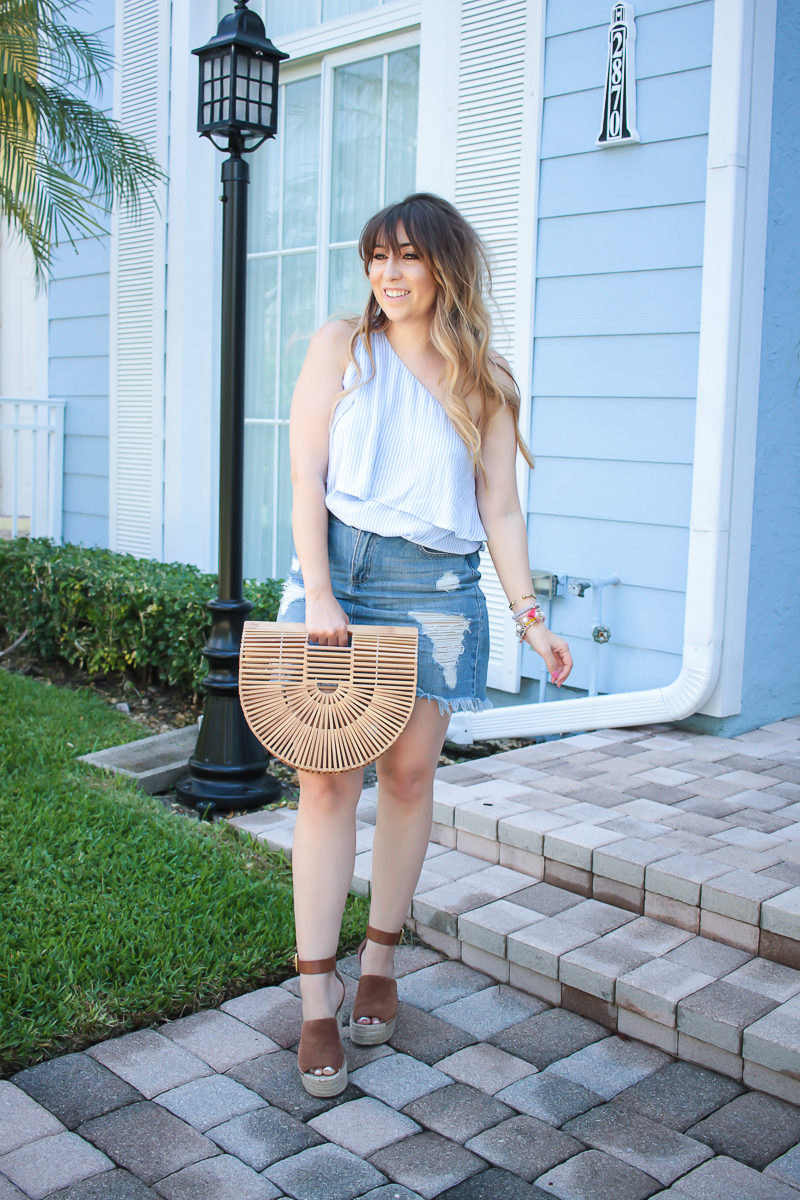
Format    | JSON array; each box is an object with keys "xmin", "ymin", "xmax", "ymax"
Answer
[{"xmin": 341, "ymin": 193, "xmax": 534, "ymax": 472}]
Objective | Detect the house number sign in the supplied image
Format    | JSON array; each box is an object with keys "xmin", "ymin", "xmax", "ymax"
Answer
[{"xmin": 597, "ymin": 2, "xmax": 639, "ymax": 146}]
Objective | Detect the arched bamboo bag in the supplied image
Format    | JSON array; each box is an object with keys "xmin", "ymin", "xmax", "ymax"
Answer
[{"xmin": 239, "ymin": 622, "xmax": 419, "ymax": 773}]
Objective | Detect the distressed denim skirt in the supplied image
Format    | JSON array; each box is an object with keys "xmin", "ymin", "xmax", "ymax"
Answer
[{"xmin": 277, "ymin": 514, "xmax": 489, "ymax": 715}]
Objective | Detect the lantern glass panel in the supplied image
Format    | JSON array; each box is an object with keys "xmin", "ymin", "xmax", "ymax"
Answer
[{"xmin": 200, "ymin": 50, "xmax": 231, "ymax": 127}]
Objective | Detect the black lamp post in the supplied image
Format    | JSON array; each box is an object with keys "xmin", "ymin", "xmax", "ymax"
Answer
[{"xmin": 175, "ymin": 1, "xmax": 288, "ymax": 815}]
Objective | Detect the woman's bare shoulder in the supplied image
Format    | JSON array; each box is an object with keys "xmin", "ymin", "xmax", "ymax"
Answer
[
  {"xmin": 487, "ymin": 349, "xmax": 514, "ymax": 384},
  {"xmin": 311, "ymin": 318, "xmax": 358, "ymax": 367}
]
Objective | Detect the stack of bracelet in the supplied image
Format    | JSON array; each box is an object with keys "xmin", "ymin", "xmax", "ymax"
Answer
[{"xmin": 510, "ymin": 593, "xmax": 546, "ymax": 642}]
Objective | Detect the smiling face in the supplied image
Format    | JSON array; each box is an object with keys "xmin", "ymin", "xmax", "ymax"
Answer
[{"xmin": 367, "ymin": 221, "xmax": 438, "ymax": 327}]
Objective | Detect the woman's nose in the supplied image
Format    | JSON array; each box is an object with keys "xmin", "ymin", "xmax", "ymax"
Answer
[{"xmin": 385, "ymin": 254, "xmax": 402, "ymax": 277}]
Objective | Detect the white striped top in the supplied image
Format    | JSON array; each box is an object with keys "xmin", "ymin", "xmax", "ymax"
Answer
[{"xmin": 326, "ymin": 331, "xmax": 486, "ymax": 553}]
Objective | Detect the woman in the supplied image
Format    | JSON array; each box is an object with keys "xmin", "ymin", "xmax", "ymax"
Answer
[{"xmin": 278, "ymin": 193, "xmax": 572, "ymax": 1096}]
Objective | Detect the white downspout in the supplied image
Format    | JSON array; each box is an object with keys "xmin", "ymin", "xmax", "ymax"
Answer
[{"xmin": 449, "ymin": 0, "xmax": 762, "ymax": 743}]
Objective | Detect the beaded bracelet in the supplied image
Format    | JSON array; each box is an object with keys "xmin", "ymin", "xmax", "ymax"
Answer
[{"xmin": 513, "ymin": 603, "xmax": 546, "ymax": 641}]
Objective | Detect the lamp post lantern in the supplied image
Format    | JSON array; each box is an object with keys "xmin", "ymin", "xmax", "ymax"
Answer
[{"xmin": 175, "ymin": 1, "xmax": 288, "ymax": 816}]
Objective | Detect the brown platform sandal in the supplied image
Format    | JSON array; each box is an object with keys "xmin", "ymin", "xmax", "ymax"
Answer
[
  {"xmin": 295, "ymin": 954, "xmax": 347, "ymax": 1097},
  {"xmin": 349, "ymin": 925, "xmax": 403, "ymax": 1046}
]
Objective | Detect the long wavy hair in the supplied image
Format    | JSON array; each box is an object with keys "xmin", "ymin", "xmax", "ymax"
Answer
[{"xmin": 341, "ymin": 192, "xmax": 534, "ymax": 472}]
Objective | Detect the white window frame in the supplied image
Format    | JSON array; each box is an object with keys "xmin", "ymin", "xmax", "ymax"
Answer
[
  {"xmin": 265, "ymin": 0, "xmax": 421, "ymax": 59},
  {"xmin": 244, "ymin": 27, "xmax": 421, "ymax": 580}
]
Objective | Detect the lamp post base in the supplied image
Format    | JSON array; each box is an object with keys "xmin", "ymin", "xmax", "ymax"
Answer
[
  {"xmin": 174, "ymin": 774, "xmax": 281, "ymax": 816},
  {"xmin": 174, "ymin": 596, "xmax": 282, "ymax": 814}
]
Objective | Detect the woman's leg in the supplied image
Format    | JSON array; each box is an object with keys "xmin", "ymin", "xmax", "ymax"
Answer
[
  {"xmin": 356, "ymin": 698, "xmax": 450, "ymax": 1018},
  {"xmin": 293, "ymin": 766, "xmax": 363, "ymax": 1068}
]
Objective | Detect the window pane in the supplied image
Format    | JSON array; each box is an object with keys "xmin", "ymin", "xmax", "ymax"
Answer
[
  {"xmin": 243, "ymin": 421, "xmax": 275, "ymax": 581},
  {"xmin": 283, "ymin": 76, "xmax": 321, "ymax": 249},
  {"xmin": 266, "ymin": 0, "xmax": 319, "ymax": 38},
  {"xmin": 328, "ymin": 245, "xmax": 369, "ymax": 320},
  {"xmin": 249, "ymin": 137, "xmax": 280, "ymax": 254},
  {"xmin": 279, "ymin": 252, "xmax": 317, "ymax": 419},
  {"xmin": 385, "ymin": 46, "xmax": 419, "ymax": 203},
  {"xmin": 330, "ymin": 57, "xmax": 382, "ymax": 243},
  {"xmin": 245, "ymin": 256, "xmax": 278, "ymax": 419},
  {"xmin": 276, "ymin": 423, "xmax": 293, "ymax": 576},
  {"xmin": 323, "ymin": 0, "xmax": 380, "ymax": 20}
]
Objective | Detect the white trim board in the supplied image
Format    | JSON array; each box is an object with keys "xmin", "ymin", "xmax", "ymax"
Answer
[
  {"xmin": 699, "ymin": 0, "xmax": 777, "ymax": 717},
  {"xmin": 162, "ymin": 0, "xmax": 221, "ymax": 573},
  {"xmin": 273, "ymin": 0, "xmax": 421, "ymax": 64}
]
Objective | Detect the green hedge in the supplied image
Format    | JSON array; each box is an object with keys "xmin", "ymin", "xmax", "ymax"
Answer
[{"xmin": 0, "ymin": 538, "xmax": 282, "ymax": 695}]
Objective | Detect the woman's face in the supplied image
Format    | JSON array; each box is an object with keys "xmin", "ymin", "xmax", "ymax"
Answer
[{"xmin": 367, "ymin": 222, "xmax": 438, "ymax": 325}]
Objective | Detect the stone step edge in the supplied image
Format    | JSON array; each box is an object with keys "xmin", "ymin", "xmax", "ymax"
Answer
[
  {"xmin": 427, "ymin": 816, "xmax": 800, "ymax": 971},
  {"xmin": 229, "ymin": 805, "xmax": 800, "ymax": 971},
  {"xmin": 246, "ymin": 816, "xmax": 800, "ymax": 1110},
  {"xmin": 407, "ymin": 913, "xmax": 800, "ymax": 1109},
  {"xmin": 401, "ymin": 864, "xmax": 800, "ymax": 1110}
]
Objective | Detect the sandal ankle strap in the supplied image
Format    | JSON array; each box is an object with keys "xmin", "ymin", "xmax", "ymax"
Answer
[
  {"xmin": 294, "ymin": 953, "xmax": 338, "ymax": 974},
  {"xmin": 365, "ymin": 925, "xmax": 403, "ymax": 947}
]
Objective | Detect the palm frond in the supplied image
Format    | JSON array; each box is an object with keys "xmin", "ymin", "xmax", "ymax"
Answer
[
  {"xmin": 0, "ymin": 0, "xmax": 112, "ymax": 97},
  {"xmin": 0, "ymin": 0, "xmax": 168, "ymax": 285}
]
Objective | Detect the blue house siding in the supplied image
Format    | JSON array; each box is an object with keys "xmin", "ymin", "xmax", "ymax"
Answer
[
  {"xmin": 685, "ymin": 0, "xmax": 800, "ymax": 734},
  {"xmin": 516, "ymin": 0, "xmax": 713, "ymax": 701},
  {"xmin": 47, "ymin": 0, "xmax": 114, "ymax": 548}
]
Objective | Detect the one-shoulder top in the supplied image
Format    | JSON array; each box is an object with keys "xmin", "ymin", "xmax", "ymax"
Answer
[{"xmin": 325, "ymin": 331, "xmax": 486, "ymax": 554}]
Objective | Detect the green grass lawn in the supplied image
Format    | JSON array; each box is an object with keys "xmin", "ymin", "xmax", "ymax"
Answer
[{"xmin": 0, "ymin": 669, "xmax": 369, "ymax": 1077}]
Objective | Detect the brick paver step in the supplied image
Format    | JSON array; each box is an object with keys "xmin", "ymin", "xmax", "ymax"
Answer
[
  {"xmin": 402, "ymin": 853, "xmax": 800, "ymax": 1103},
  {"xmin": 227, "ymin": 719, "xmax": 800, "ymax": 1105},
  {"xmin": 245, "ymin": 803, "xmax": 800, "ymax": 1104},
  {"xmin": 232, "ymin": 721, "xmax": 800, "ymax": 973}
]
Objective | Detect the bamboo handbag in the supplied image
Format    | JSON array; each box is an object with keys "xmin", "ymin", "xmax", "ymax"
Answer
[{"xmin": 239, "ymin": 622, "xmax": 419, "ymax": 773}]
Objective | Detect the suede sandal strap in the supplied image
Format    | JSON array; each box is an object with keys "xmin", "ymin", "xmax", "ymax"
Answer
[
  {"xmin": 365, "ymin": 925, "xmax": 403, "ymax": 947},
  {"xmin": 297, "ymin": 1017, "xmax": 344, "ymax": 1074},
  {"xmin": 294, "ymin": 954, "xmax": 337, "ymax": 975},
  {"xmin": 352, "ymin": 975, "xmax": 398, "ymax": 1024}
]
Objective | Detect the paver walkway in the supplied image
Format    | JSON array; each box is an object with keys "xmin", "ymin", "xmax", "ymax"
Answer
[
  {"xmin": 234, "ymin": 716, "xmax": 800, "ymax": 1100},
  {"xmin": 6, "ymin": 715, "xmax": 800, "ymax": 1198},
  {"xmin": 5, "ymin": 944, "xmax": 800, "ymax": 1199}
]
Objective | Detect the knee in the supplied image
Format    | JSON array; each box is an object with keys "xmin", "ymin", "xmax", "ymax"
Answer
[
  {"xmin": 298, "ymin": 776, "xmax": 359, "ymax": 817},
  {"xmin": 378, "ymin": 761, "xmax": 434, "ymax": 805}
]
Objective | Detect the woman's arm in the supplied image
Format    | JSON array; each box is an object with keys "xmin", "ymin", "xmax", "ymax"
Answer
[
  {"xmin": 288, "ymin": 320, "xmax": 352, "ymax": 647},
  {"xmin": 476, "ymin": 402, "xmax": 573, "ymax": 687}
]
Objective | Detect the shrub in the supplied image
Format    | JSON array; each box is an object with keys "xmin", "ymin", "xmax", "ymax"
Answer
[{"xmin": 0, "ymin": 538, "xmax": 282, "ymax": 695}]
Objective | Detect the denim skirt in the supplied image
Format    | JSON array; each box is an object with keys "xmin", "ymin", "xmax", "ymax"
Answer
[{"xmin": 277, "ymin": 514, "xmax": 489, "ymax": 714}]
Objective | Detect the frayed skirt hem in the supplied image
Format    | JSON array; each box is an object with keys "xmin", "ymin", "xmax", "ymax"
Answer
[{"xmin": 416, "ymin": 690, "xmax": 493, "ymax": 717}]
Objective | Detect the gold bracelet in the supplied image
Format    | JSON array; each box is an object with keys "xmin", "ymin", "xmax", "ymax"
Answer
[{"xmin": 508, "ymin": 592, "xmax": 536, "ymax": 612}]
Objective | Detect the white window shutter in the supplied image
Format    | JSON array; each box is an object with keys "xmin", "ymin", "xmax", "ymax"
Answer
[
  {"xmin": 109, "ymin": 0, "xmax": 170, "ymax": 558},
  {"xmin": 453, "ymin": 0, "xmax": 544, "ymax": 693}
]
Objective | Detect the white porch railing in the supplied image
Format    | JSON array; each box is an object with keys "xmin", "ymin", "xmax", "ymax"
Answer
[{"xmin": 0, "ymin": 399, "xmax": 65, "ymax": 542}]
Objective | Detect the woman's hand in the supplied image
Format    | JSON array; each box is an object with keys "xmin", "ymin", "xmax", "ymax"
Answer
[
  {"xmin": 304, "ymin": 591, "xmax": 349, "ymax": 647},
  {"xmin": 524, "ymin": 623, "xmax": 573, "ymax": 688}
]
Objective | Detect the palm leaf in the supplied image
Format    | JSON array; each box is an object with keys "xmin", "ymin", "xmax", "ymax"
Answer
[{"xmin": 0, "ymin": 0, "xmax": 167, "ymax": 284}]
